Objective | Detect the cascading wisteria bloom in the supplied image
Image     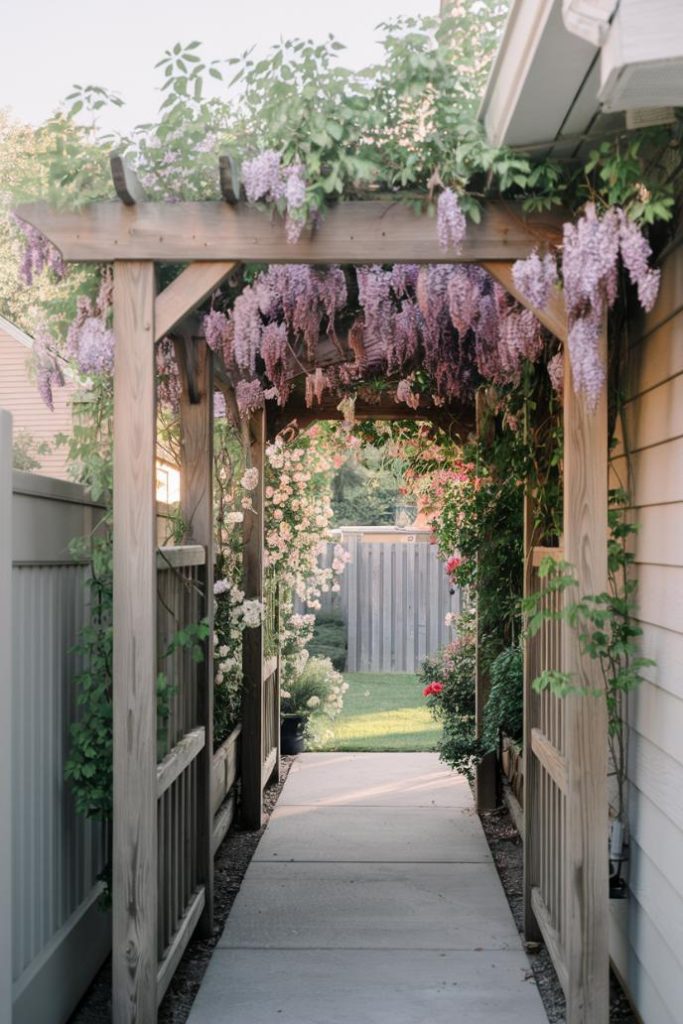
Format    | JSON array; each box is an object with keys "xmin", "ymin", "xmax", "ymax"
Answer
[
  {"xmin": 235, "ymin": 379, "xmax": 265, "ymax": 418},
  {"xmin": 232, "ymin": 287, "xmax": 264, "ymax": 373},
  {"xmin": 241, "ymin": 149, "xmax": 285, "ymax": 203},
  {"xmin": 260, "ymin": 321, "xmax": 290, "ymax": 405},
  {"xmin": 156, "ymin": 338, "xmax": 182, "ymax": 412},
  {"xmin": 14, "ymin": 217, "xmax": 65, "ymax": 286},
  {"xmin": 284, "ymin": 163, "xmax": 307, "ymax": 243},
  {"xmin": 242, "ymin": 151, "xmax": 309, "ymax": 244},
  {"xmin": 203, "ymin": 309, "xmax": 231, "ymax": 353},
  {"xmin": 305, "ymin": 368, "xmax": 328, "ymax": 407},
  {"xmin": 561, "ymin": 204, "xmax": 660, "ymax": 410},
  {"xmin": 33, "ymin": 329, "xmax": 64, "ymax": 411},
  {"xmin": 436, "ymin": 189, "xmax": 467, "ymax": 253},
  {"xmin": 547, "ymin": 351, "xmax": 564, "ymax": 395},
  {"xmin": 512, "ymin": 249, "xmax": 559, "ymax": 310},
  {"xmin": 76, "ymin": 318, "xmax": 115, "ymax": 374},
  {"xmin": 617, "ymin": 211, "xmax": 660, "ymax": 312}
]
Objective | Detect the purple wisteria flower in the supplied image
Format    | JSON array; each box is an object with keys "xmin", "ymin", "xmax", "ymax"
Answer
[
  {"xmin": 235, "ymin": 379, "xmax": 266, "ymax": 418},
  {"xmin": 14, "ymin": 217, "xmax": 65, "ymax": 286},
  {"xmin": 512, "ymin": 249, "xmax": 558, "ymax": 310},
  {"xmin": 203, "ymin": 309, "xmax": 231, "ymax": 352},
  {"xmin": 76, "ymin": 317, "xmax": 115, "ymax": 375},
  {"xmin": 547, "ymin": 351, "xmax": 564, "ymax": 396},
  {"xmin": 242, "ymin": 150, "xmax": 285, "ymax": 203},
  {"xmin": 436, "ymin": 189, "xmax": 466, "ymax": 253}
]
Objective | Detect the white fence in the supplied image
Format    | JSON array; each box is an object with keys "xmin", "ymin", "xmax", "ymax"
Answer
[
  {"xmin": 0, "ymin": 411, "xmax": 110, "ymax": 1024},
  {"xmin": 314, "ymin": 527, "xmax": 460, "ymax": 673}
]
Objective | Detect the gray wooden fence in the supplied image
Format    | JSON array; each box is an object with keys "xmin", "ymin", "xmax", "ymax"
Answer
[
  {"xmin": 1, "ymin": 410, "xmax": 110, "ymax": 1024},
  {"xmin": 310, "ymin": 527, "xmax": 460, "ymax": 673}
]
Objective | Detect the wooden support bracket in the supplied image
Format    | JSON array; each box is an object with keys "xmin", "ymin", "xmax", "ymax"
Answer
[{"xmin": 155, "ymin": 261, "xmax": 238, "ymax": 343}]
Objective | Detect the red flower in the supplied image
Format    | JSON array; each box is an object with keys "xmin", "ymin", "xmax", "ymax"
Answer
[
  {"xmin": 445, "ymin": 554, "xmax": 462, "ymax": 575},
  {"xmin": 423, "ymin": 681, "xmax": 444, "ymax": 697}
]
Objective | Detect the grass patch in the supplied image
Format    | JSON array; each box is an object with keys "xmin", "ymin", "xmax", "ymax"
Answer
[{"xmin": 319, "ymin": 672, "xmax": 441, "ymax": 752}]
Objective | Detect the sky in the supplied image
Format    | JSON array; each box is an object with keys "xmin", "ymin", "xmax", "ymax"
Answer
[{"xmin": 1, "ymin": 0, "xmax": 436, "ymax": 134}]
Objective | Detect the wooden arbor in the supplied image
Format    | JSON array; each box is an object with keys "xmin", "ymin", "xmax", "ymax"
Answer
[{"xmin": 17, "ymin": 178, "xmax": 608, "ymax": 1024}]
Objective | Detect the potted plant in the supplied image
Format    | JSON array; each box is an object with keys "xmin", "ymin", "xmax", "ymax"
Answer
[{"xmin": 280, "ymin": 655, "xmax": 348, "ymax": 754}]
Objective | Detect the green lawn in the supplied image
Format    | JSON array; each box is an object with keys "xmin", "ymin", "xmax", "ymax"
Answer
[{"xmin": 319, "ymin": 672, "xmax": 441, "ymax": 752}]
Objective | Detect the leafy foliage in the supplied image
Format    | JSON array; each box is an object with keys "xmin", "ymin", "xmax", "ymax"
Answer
[{"xmin": 481, "ymin": 645, "xmax": 523, "ymax": 752}]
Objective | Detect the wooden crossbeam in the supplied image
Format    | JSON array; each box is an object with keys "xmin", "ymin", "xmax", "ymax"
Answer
[
  {"xmin": 155, "ymin": 261, "xmax": 237, "ymax": 342},
  {"xmin": 481, "ymin": 260, "xmax": 568, "ymax": 343},
  {"xmin": 15, "ymin": 199, "xmax": 565, "ymax": 264},
  {"xmin": 110, "ymin": 154, "xmax": 147, "ymax": 206}
]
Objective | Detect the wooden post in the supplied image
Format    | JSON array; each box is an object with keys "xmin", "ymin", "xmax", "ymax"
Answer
[
  {"xmin": 112, "ymin": 261, "xmax": 158, "ymax": 1023},
  {"xmin": 175, "ymin": 336, "xmax": 215, "ymax": 938},
  {"xmin": 0, "ymin": 411, "xmax": 12, "ymax": 1024},
  {"xmin": 241, "ymin": 407, "xmax": 266, "ymax": 830},
  {"xmin": 522, "ymin": 489, "xmax": 543, "ymax": 942},
  {"xmin": 475, "ymin": 391, "xmax": 497, "ymax": 812},
  {"xmin": 563, "ymin": 332, "xmax": 609, "ymax": 1023}
]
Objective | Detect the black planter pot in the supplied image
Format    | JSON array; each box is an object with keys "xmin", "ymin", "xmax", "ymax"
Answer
[{"xmin": 281, "ymin": 714, "xmax": 307, "ymax": 755}]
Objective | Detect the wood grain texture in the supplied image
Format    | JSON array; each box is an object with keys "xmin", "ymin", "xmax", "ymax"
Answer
[
  {"xmin": 176, "ymin": 337, "xmax": 215, "ymax": 937},
  {"xmin": 112, "ymin": 261, "xmax": 158, "ymax": 1023},
  {"xmin": 15, "ymin": 199, "xmax": 565, "ymax": 263},
  {"xmin": 531, "ymin": 887, "xmax": 569, "ymax": 996},
  {"xmin": 481, "ymin": 260, "xmax": 568, "ymax": 342},
  {"xmin": 155, "ymin": 887, "xmax": 205, "ymax": 1006},
  {"xmin": 155, "ymin": 262, "xmax": 237, "ymax": 342},
  {"xmin": 241, "ymin": 407, "xmax": 265, "ymax": 830},
  {"xmin": 156, "ymin": 727, "xmax": 205, "ymax": 798},
  {"xmin": 562, "ymin": 331, "xmax": 609, "ymax": 1024},
  {"xmin": 531, "ymin": 728, "xmax": 568, "ymax": 794}
]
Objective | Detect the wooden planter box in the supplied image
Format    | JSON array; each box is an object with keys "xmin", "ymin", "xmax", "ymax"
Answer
[{"xmin": 211, "ymin": 724, "xmax": 241, "ymax": 856}]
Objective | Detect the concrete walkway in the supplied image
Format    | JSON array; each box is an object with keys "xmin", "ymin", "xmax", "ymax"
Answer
[{"xmin": 188, "ymin": 753, "xmax": 548, "ymax": 1024}]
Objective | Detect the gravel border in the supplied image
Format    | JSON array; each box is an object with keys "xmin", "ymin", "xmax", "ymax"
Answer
[
  {"xmin": 69, "ymin": 756, "xmax": 296, "ymax": 1024},
  {"xmin": 478, "ymin": 796, "xmax": 637, "ymax": 1024}
]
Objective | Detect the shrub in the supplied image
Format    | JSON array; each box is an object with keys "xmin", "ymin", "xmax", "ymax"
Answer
[
  {"xmin": 420, "ymin": 609, "xmax": 480, "ymax": 780},
  {"xmin": 281, "ymin": 655, "xmax": 348, "ymax": 719},
  {"xmin": 308, "ymin": 609, "xmax": 347, "ymax": 671},
  {"xmin": 481, "ymin": 645, "xmax": 523, "ymax": 753}
]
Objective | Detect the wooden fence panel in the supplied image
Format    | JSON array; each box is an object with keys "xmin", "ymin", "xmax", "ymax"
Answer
[
  {"xmin": 4, "ymin": 465, "xmax": 109, "ymax": 1024},
  {"xmin": 154, "ymin": 548, "xmax": 208, "ymax": 1007},
  {"xmin": 524, "ymin": 546, "xmax": 569, "ymax": 994},
  {"xmin": 323, "ymin": 531, "xmax": 459, "ymax": 673}
]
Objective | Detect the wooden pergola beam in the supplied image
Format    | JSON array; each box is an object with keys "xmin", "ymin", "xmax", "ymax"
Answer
[
  {"xmin": 155, "ymin": 261, "xmax": 238, "ymax": 342},
  {"xmin": 271, "ymin": 394, "xmax": 475, "ymax": 437},
  {"xmin": 15, "ymin": 199, "xmax": 565, "ymax": 264}
]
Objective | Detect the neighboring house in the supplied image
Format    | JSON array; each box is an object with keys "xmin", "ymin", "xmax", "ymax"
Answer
[
  {"xmin": 481, "ymin": 5, "xmax": 683, "ymax": 1023},
  {"xmin": 0, "ymin": 314, "xmax": 76, "ymax": 480}
]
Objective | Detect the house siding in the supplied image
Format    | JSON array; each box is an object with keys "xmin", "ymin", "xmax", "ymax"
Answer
[
  {"xmin": 609, "ymin": 239, "xmax": 683, "ymax": 1024},
  {"xmin": 0, "ymin": 323, "xmax": 75, "ymax": 480}
]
